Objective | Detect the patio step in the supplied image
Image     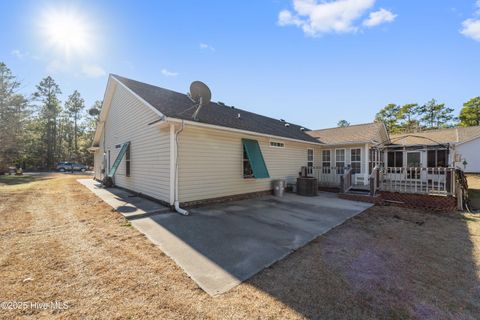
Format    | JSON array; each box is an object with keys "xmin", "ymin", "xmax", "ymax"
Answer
[{"xmin": 347, "ymin": 188, "xmax": 371, "ymax": 195}]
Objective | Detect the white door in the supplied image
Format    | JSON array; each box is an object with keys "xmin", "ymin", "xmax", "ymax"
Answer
[{"xmin": 406, "ymin": 152, "xmax": 421, "ymax": 180}]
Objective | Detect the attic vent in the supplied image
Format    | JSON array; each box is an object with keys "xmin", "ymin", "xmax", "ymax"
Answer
[
  {"xmin": 280, "ymin": 119, "xmax": 285, "ymax": 122},
  {"xmin": 231, "ymin": 106, "xmax": 235, "ymax": 109},
  {"xmin": 285, "ymin": 123, "xmax": 290, "ymax": 127},
  {"xmin": 300, "ymin": 127, "xmax": 305, "ymax": 131},
  {"xmin": 218, "ymin": 101, "xmax": 226, "ymax": 106}
]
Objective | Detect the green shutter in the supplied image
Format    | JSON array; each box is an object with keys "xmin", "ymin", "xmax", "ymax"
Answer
[
  {"xmin": 108, "ymin": 142, "xmax": 130, "ymax": 178},
  {"xmin": 242, "ymin": 139, "xmax": 270, "ymax": 179}
]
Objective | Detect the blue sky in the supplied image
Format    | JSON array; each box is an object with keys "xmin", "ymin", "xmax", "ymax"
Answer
[{"xmin": 1, "ymin": 0, "xmax": 479, "ymax": 129}]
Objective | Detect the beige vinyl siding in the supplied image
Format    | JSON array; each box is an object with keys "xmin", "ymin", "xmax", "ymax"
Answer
[
  {"xmin": 102, "ymin": 84, "xmax": 170, "ymax": 202},
  {"xmin": 177, "ymin": 125, "xmax": 321, "ymax": 202}
]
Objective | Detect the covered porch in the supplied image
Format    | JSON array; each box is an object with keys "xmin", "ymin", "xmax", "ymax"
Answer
[{"xmin": 307, "ymin": 142, "xmax": 458, "ymax": 196}]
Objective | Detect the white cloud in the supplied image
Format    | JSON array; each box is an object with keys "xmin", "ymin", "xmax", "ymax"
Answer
[
  {"xmin": 461, "ymin": 1, "xmax": 480, "ymax": 41},
  {"xmin": 11, "ymin": 49, "xmax": 29, "ymax": 59},
  {"xmin": 363, "ymin": 8, "xmax": 396, "ymax": 27},
  {"xmin": 277, "ymin": 0, "xmax": 378, "ymax": 36},
  {"xmin": 200, "ymin": 43, "xmax": 215, "ymax": 51},
  {"xmin": 461, "ymin": 18, "xmax": 480, "ymax": 41},
  {"xmin": 81, "ymin": 64, "xmax": 106, "ymax": 78},
  {"xmin": 161, "ymin": 68, "xmax": 179, "ymax": 77}
]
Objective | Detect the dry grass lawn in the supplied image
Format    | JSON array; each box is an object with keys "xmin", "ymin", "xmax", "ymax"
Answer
[
  {"xmin": 1, "ymin": 173, "xmax": 480, "ymax": 319},
  {"xmin": 468, "ymin": 174, "xmax": 480, "ymax": 210}
]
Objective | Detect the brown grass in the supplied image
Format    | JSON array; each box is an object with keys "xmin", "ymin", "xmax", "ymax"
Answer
[
  {"xmin": 468, "ymin": 174, "xmax": 480, "ymax": 210},
  {"xmin": 1, "ymin": 174, "xmax": 479, "ymax": 319}
]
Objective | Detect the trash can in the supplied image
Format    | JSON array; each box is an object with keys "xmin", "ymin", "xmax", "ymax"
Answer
[{"xmin": 273, "ymin": 179, "xmax": 285, "ymax": 197}]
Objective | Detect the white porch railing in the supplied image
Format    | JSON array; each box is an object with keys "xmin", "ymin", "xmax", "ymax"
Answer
[
  {"xmin": 379, "ymin": 167, "xmax": 455, "ymax": 195},
  {"xmin": 309, "ymin": 166, "xmax": 347, "ymax": 188},
  {"xmin": 310, "ymin": 166, "xmax": 456, "ymax": 196}
]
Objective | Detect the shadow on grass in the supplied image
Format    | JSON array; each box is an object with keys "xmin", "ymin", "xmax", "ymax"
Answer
[
  {"xmin": 0, "ymin": 174, "xmax": 51, "ymax": 186},
  {"xmin": 245, "ymin": 207, "xmax": 480, "ymax": 319}
]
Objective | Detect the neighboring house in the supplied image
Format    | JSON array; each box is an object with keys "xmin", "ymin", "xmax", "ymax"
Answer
[
  {"xmin": 91, "ymin": 74, "xmax": 323, "ymax": 208},
  {"xmin": 306, "ymin": 122, "xmax": 390, "ymax": 187},
  {"xmin": 389, "ymin": 126, "xmax": 480, "ymax": 173}
]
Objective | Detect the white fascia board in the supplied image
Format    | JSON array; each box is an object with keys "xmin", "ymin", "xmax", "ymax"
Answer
[
  {"xmin": 455, "ymin": 135, "xmax": 480, "ymax": 146},
  {"xmin": 318, "ymin": 141, "xmax": 373, "ymax": 147},
  {"xmin": 165, "ymin": 117, "xmax": 323, "ymax": 146}
]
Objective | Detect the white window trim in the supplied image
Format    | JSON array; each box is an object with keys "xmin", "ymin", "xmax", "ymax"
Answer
[
  {"xmin": 350, "ymin": 148, "xmax": 362, "ymax": 174},
  {"xmin": 307, "ymin": 148, "xmax": 314, "ymax": 174},
  {"xmin": 269, "ymin": 140, "xmax": 285, "ymax": 148},
  {"xmin": 321, "ymin": 149, "xmax": 331, "ymax": 166},
  {"xmin": 335, "ymin": 148, "xmax": 346, "ymax": 163}
]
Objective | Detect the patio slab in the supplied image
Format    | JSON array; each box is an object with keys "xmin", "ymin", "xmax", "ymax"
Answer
[{"xmin": 78, "ymin": 178, "xmax": 372, "ymax": 296}]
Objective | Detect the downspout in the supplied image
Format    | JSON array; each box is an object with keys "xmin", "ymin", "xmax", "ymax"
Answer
[{"xmin": 172, "ymin": 121, "xmax": 188, "ymax": 215}]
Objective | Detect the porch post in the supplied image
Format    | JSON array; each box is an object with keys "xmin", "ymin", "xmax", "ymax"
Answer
[{"xmin": 364, "ymin": 143, "xmax": 369, "ymax": 178}]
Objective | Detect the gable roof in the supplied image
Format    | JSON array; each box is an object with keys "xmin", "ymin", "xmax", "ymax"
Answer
[
  {"xmin": 390, "ymin": 126, "xmax": 480, "ymax": 146},
  {"xmin": 307, "ymin": 122, "xmax": 387, "ymax": 145},
  {"xmin": 112, "ymin": 75, "xmax": 320, "ymax": 143}
]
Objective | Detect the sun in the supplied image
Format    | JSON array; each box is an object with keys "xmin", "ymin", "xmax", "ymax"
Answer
[{"xmin": 40, "ymin": 8, "xmax": 92, "ymax": 58}]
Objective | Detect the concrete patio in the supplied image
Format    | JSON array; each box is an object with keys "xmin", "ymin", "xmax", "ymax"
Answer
[{"xmin": 78, "ymin": 179, "xmax": 372, "ymax": 296}]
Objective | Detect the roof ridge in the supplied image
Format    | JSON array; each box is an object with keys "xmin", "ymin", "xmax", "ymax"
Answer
[
  {"xmin": 310, "ymin": 122, "xmax": 379, "ymax": 132},
  {"xmin": 112, "ymin": 74, "xmax": 310, "ymax": 129}
]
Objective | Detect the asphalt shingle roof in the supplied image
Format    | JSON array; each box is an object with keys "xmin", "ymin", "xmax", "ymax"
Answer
[
  {"xmin": 307, "ymin": 122, "xmax": 385, "ymax": 145},
  {"xmin": 113, "ymin": 75, "xmax": 320, "ymax": 143},
  {"xmin": 390, "ymin": 126, "xmax": 480, "ymax": 145}
]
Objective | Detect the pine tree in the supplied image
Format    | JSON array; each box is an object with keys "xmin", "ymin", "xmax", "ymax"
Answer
[
  {"xmin": 374, "ymin": 103, "xmax": 401, "ymax": 133},
  {"xmin": 416, "ymin": 99, "xmax": 455, "ymax": 129},
  {"xmin": 65, "ymin": 90, "xmax": 85, "ymax": 159},
  {"xmin": 459, "ymin": 97, "xmax": 480, "ymax": 127},
  {"xmin": 0, "ymin": 62, "xmax": 30, "ymax": 171},
  {"xmin": 34, "ymin": 76, "xmax": 62, "ymax": 168}
]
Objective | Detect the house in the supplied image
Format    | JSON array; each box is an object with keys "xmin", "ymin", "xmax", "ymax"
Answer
[
  {"xmin": 90, "ymin": 74, "xmax": 323, "ymax": 211},
  {"xmin": 90, "ymin": 74, "xmax": 474, "ymax": 212},
  {"xmin": 307, "ymin": 122, "xmax": 389, "ymax": 187},
  {"xmin": 389, "ymin": 126, "xmax": 480, "ymax": 173}
]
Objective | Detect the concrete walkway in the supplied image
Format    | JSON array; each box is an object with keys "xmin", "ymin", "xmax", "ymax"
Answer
[
  {"xmin": 78, "ymin": 179, "xmax": 372, "ymax": 296},
  {"xmin": 78, "ymin": 179, "xmax": 170, "ymax": 219}
]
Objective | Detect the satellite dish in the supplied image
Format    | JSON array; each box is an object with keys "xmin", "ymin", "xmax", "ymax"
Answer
[{"xmin": 189, "ymin": 81, "xmax": 211, "ymax": 121}]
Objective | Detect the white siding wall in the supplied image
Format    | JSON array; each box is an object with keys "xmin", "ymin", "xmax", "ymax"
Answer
[
  {"xmin": 177, "ymin": 125, "xmax": 321, "ymax": 202},
  {"xmin": 457, "ymin": 138, "xmax": 480, "ymax": 173},
  {"xmin": 102, "ymin": 84, "xmax": 170, "ymax": 202}
]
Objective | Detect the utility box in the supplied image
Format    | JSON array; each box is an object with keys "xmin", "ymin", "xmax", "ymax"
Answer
[{"xmin": 297, "ymin": 177, "xmax": 318, "ymax": 196}]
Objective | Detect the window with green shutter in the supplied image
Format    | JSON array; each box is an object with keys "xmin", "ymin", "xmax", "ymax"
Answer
[{"xmin": 242, "ymin": 139, "xmax": 270, "ymax": 179}]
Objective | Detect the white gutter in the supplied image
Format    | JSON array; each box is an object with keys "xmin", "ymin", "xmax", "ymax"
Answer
[
  {"xmin": 169, "ymin": 122, "xmax": 189, "ymax": 216},
  {"xmin": 165, "ymin": 117, "xmax": 323, "ymax": 146}
]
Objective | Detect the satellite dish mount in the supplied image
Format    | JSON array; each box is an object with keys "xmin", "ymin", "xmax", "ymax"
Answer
[{"xmin": 189, "ymin": 81, "xmax": 211, "ymax": 121}]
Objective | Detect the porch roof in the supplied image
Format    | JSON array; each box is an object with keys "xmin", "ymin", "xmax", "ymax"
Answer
[
  {"xmin": 390, "ymin": 126, "xmax": 480, "ymax": 146},
  {"xmin": 307, "ymin": 122, "xmax": 387, "ymax": 145}
]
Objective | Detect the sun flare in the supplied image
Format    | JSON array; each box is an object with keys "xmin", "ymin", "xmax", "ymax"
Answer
[{"xmin": 40, "ymin": 8, "xmax": 92, "ymax": 58}]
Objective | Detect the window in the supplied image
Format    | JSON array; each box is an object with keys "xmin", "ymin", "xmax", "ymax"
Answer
[
  {"xmin": 242, "ymin": 139, "xmax": 270, "ymax": 179},
  {"xmin": 428, "ymin": 150, "xmax": 447, "ymax": 167},
  {"xmin": 335, "ymin": 149, "xmax": 345, "ymax": 174},
  {"xmin": 243, "ymin": 146, "xmax": 254, "ymax": 178},
  {"xmin": 307, "ymin": 149, "xmax": 314, "ymax": 174},
  {"xmin": 350, "ymin": 148, "xmax": 361, "ymax": 174},
  {"xmin": 387, "ymin": 151, "xmax": 403, "ymax": 168},
  {"xmin": 322, "ymin": 150, "xmax": 331, "ymax": 173},
  {"xmin": 270, "ymin": 141, "xmax": 284, "ymax": 148},
  {"xmin": 125, "ymin": 144, "xmax": 131, "ymax": 177}
]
